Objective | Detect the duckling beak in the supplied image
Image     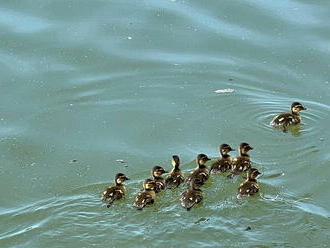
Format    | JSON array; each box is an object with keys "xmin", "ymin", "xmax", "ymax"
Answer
[
  {"xmin": 255, "ymin": 172, "xmax": 262, "ymax": 178},
  {"xmin": 124, "ymin": 176, "xmax": 130, "ymax": 180},
  {"xmin": 163, "ymin": 170, "xmax": 168, "ymax": 174},
  {"xmin": 249, "ymin": 146, "xmax": 254, "ymax": 150},
  {"xmin": 230, "ymin": 148, "xmax": 235, "ymax": 151},
  {"xmin": 302, "ymin": 107, "xmax": 307, "ymax": 110}
]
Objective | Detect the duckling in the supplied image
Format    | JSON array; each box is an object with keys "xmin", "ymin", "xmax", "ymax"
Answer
[
  {"xmin": 229, "ymin": 143, "xmax": 253, "ymax": 177},
  {"xmin": 165, "ymin": 155, "xmax": 185, "ymax": 189},
  {"xmin": 152, "ymin": 166, "xmax": 168, "ymax": 193},
  {"xmin": 181, "ymin": 178, "xmax": 204, "ymax": 211},
  {"xmin": 270, "ymin": 102, "xmax": 307, "ymax": 131},
  {"xmin": 133, "ymin": 179, "xmax": 156, "ymax": 210},
  {"xmin": 210, "ymin": 144, "xmax": 234, "ymax": 173},
  {"xmin": 237, "ymin": 168, "xmax": 261, "ymax": 197},
  {"xmin": 186, "ymin": 154, "xmax": 211, "ymax": 186},
  {"xmin": 101, "ymin": 173, "xmax": 130, "ymax": 208}
]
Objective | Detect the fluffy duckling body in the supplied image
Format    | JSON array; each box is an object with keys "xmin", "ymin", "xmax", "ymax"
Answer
[
  {"xmin": 152, "ymin": 166, "xmax": 168, "ymax": 193},
  {"xmin": 102, "ymin": 173, "xmax": 130, "ymax": 208},
  {"xmin": 165, "ymin": 155, "xmax": 185, "ymax": 189},
  {"xmin": 210, "ymin": 144, "xmax": 234, "ymax": 173},
  {"xmin": 181, "ymin": 179, "xmax": 204, "ymax": 211},
  {"xmin": 270, "ymin": 102, "xmax": 307, "ymax": 131},
  {"xmin": 133, "ymin": 179, "xmax": 156, "ymax": 210},
  {"xmin": 237, "ymin": 168, "xmax": 261, "ymax": 197},
  {"xmin": 231, "ymin": 143, "xmax": 253, "ymax": 176},
  {"xmin": 186, "ymin": 154, "xmax": 211, "ymax": 186}
]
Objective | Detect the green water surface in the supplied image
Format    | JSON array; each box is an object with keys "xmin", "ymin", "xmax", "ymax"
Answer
[{"xmin": 1, "ymin": 0, "xmax": 330, "ymax": 247}]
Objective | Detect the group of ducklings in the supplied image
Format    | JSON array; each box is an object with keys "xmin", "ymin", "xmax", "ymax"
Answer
[{"xmin": 102, "ymin": 102, "xmax": 307, "ymax": 211}]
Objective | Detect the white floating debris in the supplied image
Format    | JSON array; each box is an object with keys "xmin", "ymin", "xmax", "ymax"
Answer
[
  {"xmin": 116, "ymin": 159, "xmax": 126, "ymax": 163},
  {"xmin": 127, "ymin": 36, "xmax": 132, "ymax": 40},
  {"xmin": 214, "ymin": 89, "xmax": 235, "ymax": 94}
]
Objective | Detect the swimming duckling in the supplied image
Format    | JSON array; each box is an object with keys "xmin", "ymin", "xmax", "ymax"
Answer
[
  {"xmin": 229, "ymin": 143, "xmax": 253, "ymax": 177},
  {"xmin": 181, "ymin": 178, "xmax": 204, "ymax": 211},
  {"xmin": 165, "ymin": 155, "xmax": 185, "ymax": 189},
  {"xmin": 186, "ymin": 154, "xmax": 211, "ymax": 186},
  {"xmin": 152, "ymin": 166, "xmax": 168, "ymax": 193},
  {"xmin": 210, "ymin": 144, "xmax": 234, "ymax": 173},
  {"xmin": 101, "ymin": 173, "xmax": 130, "ymax": 208},
  {"xmin": 270, "ymin": 102, "xmax": 307, "ymax": 131},
  {"xmin": 237, "ymin": 168, "xmax": 261, "ymax": 197},
  {"xmin": 133, "ymin": 179, "xmax": 156, "ymax": 210}
]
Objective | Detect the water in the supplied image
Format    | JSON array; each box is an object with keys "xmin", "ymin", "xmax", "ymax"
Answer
[{"xmin": 1, "ymin": 0, "xmax": 330, "ymax": 247}]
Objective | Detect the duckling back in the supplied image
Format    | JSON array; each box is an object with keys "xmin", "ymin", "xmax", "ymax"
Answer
[
  {"xmin": 237, "ymin": 168, "xmax": 261, "ymax": 197},
  {"xmin": 133, "ymin": 179, "xmax": 156, "ymax": 210},
  {"xmin": 133, "ymin": 190, "xmax": 155, "ymax": 210},
  {"xmin": 210, "ymin": 157, "xmax": 232, "ymax": 173},
  {"xmin": 102, "ymin": 173, "xmax": 129, "ymax": 208},
  {"xmin": 165, "ymin": 168, "xmax": 184, "ymax": 189},
  {"xmin": 237, "ymin": 180, "xmax": 259, "ymax": 197},
  {"xmin": 231, "ymin": 156, "xmax": 251, "ymax": 175},
  {"xmin": 270, "ymin": 102, "xmax": 306, "ymax": 130},
  {"xmin": 180, "ymin": 179, "xmax": 203, "ymax": 211},
  {"xmin": 102, "ymin": 185, "xmax": 126, "ymax": 207},
  {"xmin": 186, "ymin": 168, "xmax": 209, "ymax": 186}
]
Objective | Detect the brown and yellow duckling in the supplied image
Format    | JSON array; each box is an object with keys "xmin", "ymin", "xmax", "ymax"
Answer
[
  {"xmin": 133, "ymin": 179, "xmax": 156, "ymax": 210},
  {"xmin": 181, "ymin": 178, "xmax": 204, "ymax": 211},
  {"xmin": 210, "ymin": 144, "xmax": 234, "ymax": 173},
  {"xmin": 270, "ymin": 102, "xmax": 307, "ymax": 131},
  {"xmin": 237, "ymin": 168, "xmax": 261, "ymax": 198},
  {"xmin": 186, "ymin": 154, "xmax": 211, "ymax": 186},
  {"xmin": 101, "ymin": 173, "xmax": 130, "ymax": 208},
  {"xmin": 151, "ymin": 166, "xmax": 168, "ymax": 193},
  {"xmin": 165, "ymin": 155, "xmax": 185, "ymax": 189},
  {"xmin": 229, "ymin": 142, "xmax": 254, "ymax": 177}
]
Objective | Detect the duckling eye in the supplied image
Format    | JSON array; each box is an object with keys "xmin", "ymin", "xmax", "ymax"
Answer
[{"xmin": 293, "ymin": 106, "xmax": 301, "ymax": 112}]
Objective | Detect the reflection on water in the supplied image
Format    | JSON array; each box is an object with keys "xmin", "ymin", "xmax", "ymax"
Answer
[
  {"xmin": 1, "ymin": 0, "xmax": 330, "ymax": 247},
  {"xmin": 271, "ymin": 124, "xmax": 302, "ymax": 137}
]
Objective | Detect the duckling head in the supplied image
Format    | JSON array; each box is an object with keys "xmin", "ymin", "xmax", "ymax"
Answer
[
  {"xmin": 115, "ymin": 173, "xmax": 130, "ymax": 185},
  {"xmin": 291, "ymin": 102, "xmax": 307, "ymax": 114},
  {"xmin": 143, "ymin": 179, "xmax": 156, "ymax": 190},
  {"xmin": 152, "ymin": 166, "xmax": 168, "ymax": 178},
  {"xmin": 219, "ymin": 144, "xmax": 234, "ymax": 157},
  {"xmin": 171, "ymin": 155, "xmax": 180, "ymax": 169},
  {"xmin": 239, "ymin": 142, "xmax": 253, "ymax": 155},
  {"xmin": 196, "ymin": 154, "xmax": 211, "ymax": 167},
  {"xmin": 247, "ymin": 168, "xmax": 261, "ymax": 180}
]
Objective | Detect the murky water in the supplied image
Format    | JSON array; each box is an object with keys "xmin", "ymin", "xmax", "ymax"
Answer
[{"xmin": 1, "ymin": 0, "xmax": 330, "ymax": 247}]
